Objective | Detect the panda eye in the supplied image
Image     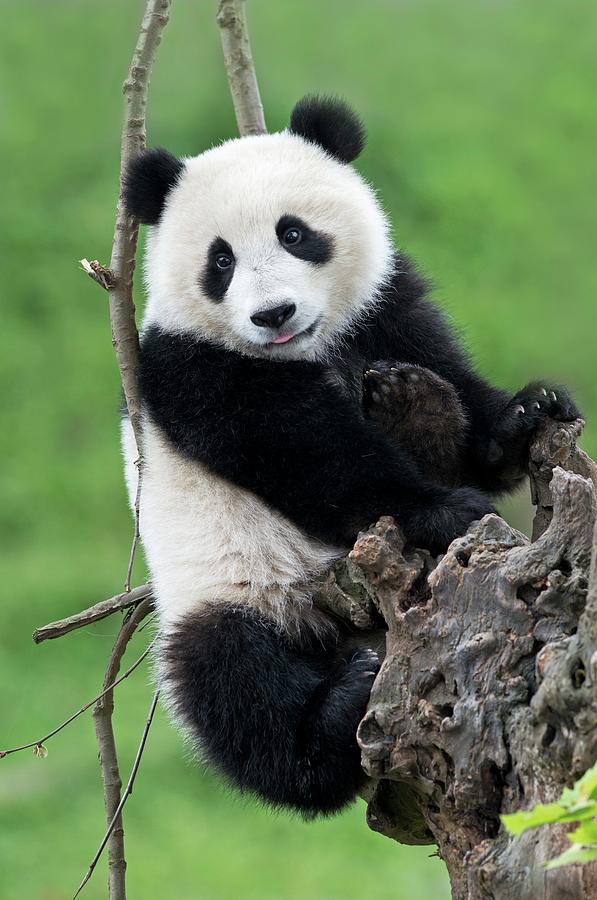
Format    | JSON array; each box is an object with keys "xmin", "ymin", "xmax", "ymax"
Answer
[
  {"xmin": 215, "ymin": 253, "xmax": 233, "ymax": 270},
  {"xmin": 283, "ymin": 227, "xmax": 302, "ymax": 246}
]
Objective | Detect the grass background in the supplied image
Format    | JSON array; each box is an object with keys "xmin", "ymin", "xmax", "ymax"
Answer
[{"xmin": 1, "ymin": 1, "xmax": 595, "ymax": 898}]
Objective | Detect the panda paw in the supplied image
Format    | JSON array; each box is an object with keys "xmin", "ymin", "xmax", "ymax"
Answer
[
  {"xmin": 506, "ymin": 382, "xmax": 580, "ymax": 428},
  {"xmin": 491, "ymin": 383, "xmax": 581, "ymax": 467},
  {"xmin": 336, "ymin": 648, "xmax": 380, "ymax": 703},
  {"xmin": 363, "ymin": 362, "xmax": 433, "ymax": 417},
  {"xmin": 362, "ymin": 362, "xmax": 468, "ymax": 485}
]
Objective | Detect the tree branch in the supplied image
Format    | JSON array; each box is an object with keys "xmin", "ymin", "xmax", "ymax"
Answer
[
  {"xmin": 90, "ymin": 598, "xmax": 153, "ymax": 900},
  {"xmin": 216, "ymin": 0, "xmax": 266, "ymax": 137},
  {"xmin": 324, "ymin": 418, "xmax": 597, "ymax": 900},
  {"xmin": 32, "ymin": 583, "xmax": 153, "ymax": 644},
  {"xmin": 75, "ymin": 688, "xmax": 160, "ymax": 900}
]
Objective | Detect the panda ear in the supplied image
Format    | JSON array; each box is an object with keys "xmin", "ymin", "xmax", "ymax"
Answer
[
  {"xmin": 122, "ymin": 148, "xmax": 184, "ymax": 224},
  {"xmin": 289, "ymin": 95, "xmax": 366, "ymax": 164}
]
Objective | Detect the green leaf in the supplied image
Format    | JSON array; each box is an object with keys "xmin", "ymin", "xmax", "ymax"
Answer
[
  {"xmin": 567, "ymin": 819, "xmax": 597, "ymax": 845},
  {"xmin": 558, "ymin": 803, "xmax": 597, "ymax": 824},
  {"xmin": 501, "ymin": 804, "xmax": 568, "ymax": 835},
  {"xmin": 545, "ymin": 845, "xmax": 597, "ymax": 870},
  {"xmin": 574, "ymin": 761, "xmax": 597, "ymax": 803}
]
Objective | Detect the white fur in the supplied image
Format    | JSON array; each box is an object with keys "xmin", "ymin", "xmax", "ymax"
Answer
[
  {"xmin": 143, "ymin": 131, "xmax": 394, "ymax": 361},
  {"xmin": 125, "ymin": 129, "xmax": 393, "ymax": 628},
  {"xmin": 123, "ymin": 417, "xmax": 344, "ymax": 631}
]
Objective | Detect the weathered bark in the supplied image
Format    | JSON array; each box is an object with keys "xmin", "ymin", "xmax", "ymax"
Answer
[{"xmin": 318, "ymin": 419, "xmax": 597, "ymax": 899}]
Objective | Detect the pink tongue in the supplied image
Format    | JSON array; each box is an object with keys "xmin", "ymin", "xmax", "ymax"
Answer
[{"xmin": 272, "ymin": 334, "xmax": 294, "ymax": 344}]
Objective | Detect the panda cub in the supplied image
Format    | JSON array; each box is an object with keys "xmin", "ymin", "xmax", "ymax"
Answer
[{"xmin": 122, "ymin": 96, "xmax": 578, "ymax": 817}]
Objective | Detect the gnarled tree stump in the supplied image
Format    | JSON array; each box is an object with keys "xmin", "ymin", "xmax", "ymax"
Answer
[{"xmin": 319, "ymin": 419, "xmax": 597, "ymax": 899}]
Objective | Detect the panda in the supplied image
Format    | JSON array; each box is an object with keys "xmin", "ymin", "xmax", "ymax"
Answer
[{"xmin": 121, "ymin": 96, "xmax": 579, "ymax": 818}]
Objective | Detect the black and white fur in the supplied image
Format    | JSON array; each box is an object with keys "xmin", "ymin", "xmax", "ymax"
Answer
[{"xmin": 121, "ymin": 96, "xmax": 579, "ymax": 818}]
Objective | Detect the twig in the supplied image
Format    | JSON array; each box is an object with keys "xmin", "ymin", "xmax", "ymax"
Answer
[
  {"xmin": 0, "ymin": 635, "xmax": 154, "ymax": 759},
  {"xmin": 74, "ymin": 688, "xmax": 160, "ymax": 900},
  {"xmin": 32, "ymin": 583, "xmax": 153, "ymax": 644},
  {"xmin": 79, "ymin": 258, "xmax": 116, "ymax": 291},
  {"xmin": 216, "ymin": 0, "xmax": 266, "ymax": 137},
  {"xmin": 91, "ymin": 598, "xmax": 153, "ymax": 899}
]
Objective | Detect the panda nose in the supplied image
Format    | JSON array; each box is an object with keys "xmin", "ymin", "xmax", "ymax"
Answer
[{"xmin": 250, "ymin": 303, "xmax": 296, "ymax": 329}]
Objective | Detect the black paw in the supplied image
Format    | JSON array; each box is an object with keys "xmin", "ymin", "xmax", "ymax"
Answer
[
  {"xmin": 408, "ymin": 486, "xmax": 495, "ymax": 555},
  {"xmin": 363, "ymin": 362, "xmax": 468, "ymax": 485},
  {"xmin": 505, "ymin": 382, "xmax": 580, "ymax": 433},
  {"xmin": 336, "ymin": 648, "xmax": 380, "ymax": 704},
  {"xmin": 363, "ymin": 362, "xmax": 438, "ymax": 416},
  {"xmin": 488, "ymin": 383, "xmax": 581, "ymax": 474}
]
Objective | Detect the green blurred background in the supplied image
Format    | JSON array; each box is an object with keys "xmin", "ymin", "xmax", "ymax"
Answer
[{"xmin": 1, "ymin": 1, "xmax": 595, "ymax": 898}]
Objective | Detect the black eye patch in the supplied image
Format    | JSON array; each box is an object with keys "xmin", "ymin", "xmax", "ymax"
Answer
[
  {"xmin": 201, "ymin": 237, "xmax": 235, "ymax": 302},
  {"xmin": 276, "ymin": 215, "xmax": 333, "ymax": 265}
]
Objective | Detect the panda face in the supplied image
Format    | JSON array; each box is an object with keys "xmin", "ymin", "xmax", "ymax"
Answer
[{"xmin": 141, "ymin": 132, "xmax": 393, "ymax": 361}]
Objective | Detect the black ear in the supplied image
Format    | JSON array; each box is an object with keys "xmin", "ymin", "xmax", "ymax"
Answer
[
  {"xmin": 289, "ymin": 95, "xmax": 366, "ymax": 163},
  {"xmin": 122, "ymin": 148, "xmax": 184, "ymax": 224}
]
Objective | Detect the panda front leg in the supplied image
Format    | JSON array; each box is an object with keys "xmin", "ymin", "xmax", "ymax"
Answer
[
  {"xmin": 362, "ymin": 362, "xmax": 469, "ymax": 486},
  {"xmin": 458, "ymin": 378, "xmax": 582, "ymax": 494},
  {"xmin": 161, "ymin": 601, "xmax": 379, "ymax": 817}
]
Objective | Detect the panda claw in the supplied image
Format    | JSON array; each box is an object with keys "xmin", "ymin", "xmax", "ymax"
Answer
[
  {"xmin": 514, "ymin": 404, "xmax": 526, "ymax": 416},
  {"xmin": 540, "ymin": 387, "xmax": 548, "ymax": 397},
  {"xmin": 532, "ymin": 401, "xmax": 541, "ymax": 411},
  {"xmin": 549, "ymin": 391, "xmax": 557, "ymax": 402}
]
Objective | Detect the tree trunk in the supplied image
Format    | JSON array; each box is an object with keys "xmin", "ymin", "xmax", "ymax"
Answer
[{"xmin": 317, "ymin": 419, "xmax": 597, "ymax": 899}]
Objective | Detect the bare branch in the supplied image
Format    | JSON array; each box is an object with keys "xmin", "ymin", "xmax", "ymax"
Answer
[
  {"xmin": 74, "ymin": 688, "xmax": 160, "ymax": 900},
  {"xmin": 107, "ymin": 0, "xmax": 171, "ymax": 447},
  {"xmin": 216, "ymin": 0, "xmax": 266, "ymax": 137},
  {"xmin": 0, "ymin": 634, "xmax": 154, "ymax": 759},
  {"xmin": 91, "ymin": 598, "xmax": 153, "ymax": 899},
  {"xmin": 32, "ymin": 583, "xmax": 153, "ymax": 644}
]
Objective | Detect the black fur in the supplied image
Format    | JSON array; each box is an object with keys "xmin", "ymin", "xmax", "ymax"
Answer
[
  {"xmin": 289, "ymin": 95, "xmax": 366, "ymax": 163},
  {"xmin": 276, "ymin": 215, "xmax": 334, "ymax": 264},
  {"xmin": 163, "ymin": 603, "xmax": 378, "ymax": 816},
  {"xmin": 123, "ymin": 148, "xmax": 184, "ymax": 224},
  {"xmin": 350, "ymin": 256, "xmax": 579, "ymax": 493},
  {"xmin": 201, "ymin": 237, "xmax": 235, "ymax": 302},
  {"xmin": 140, "ymin": 322, "xmax": 495, "ymax": 556}
]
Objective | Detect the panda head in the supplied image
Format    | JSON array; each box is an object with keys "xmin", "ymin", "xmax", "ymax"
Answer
[{"xmin": 124, "ymin": 96, "xmax": 393, "ymax": 361}]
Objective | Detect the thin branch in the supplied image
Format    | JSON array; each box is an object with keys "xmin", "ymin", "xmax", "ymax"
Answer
[
  {"xmin": 107, "ymin": 0, "xmax": 171, "ymax": 447},
  {"xmin": 91, "ymin": 598, "xmax": 153, "ymax": 900},
  {"xmin": 32, "ymin": 583, "xmax": 153, "ymax": 644},
  {"xmin": 216, "ymin": 0, "xmax": 266, "ymax": 137},
  {"xmin": 74, "ymin": 688, "xmax": 160, "ymax": 900},
  {"xmin": 0, "ymin": 634, "xmax": 154, "ymax": 759}
]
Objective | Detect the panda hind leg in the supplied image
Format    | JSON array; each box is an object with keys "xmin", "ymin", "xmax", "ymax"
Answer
[
  {"xmin": 363, "ymin": 362, "xmax": 468, "ymax": 486},
  {"xmin": 161, "ymin": 601, "xmax": 379, "ymax": 817}
]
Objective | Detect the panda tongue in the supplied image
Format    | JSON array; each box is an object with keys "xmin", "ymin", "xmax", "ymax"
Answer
[{"xmin": 272, "ymin": 334, "xmax": 294, "ymax": 344}]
